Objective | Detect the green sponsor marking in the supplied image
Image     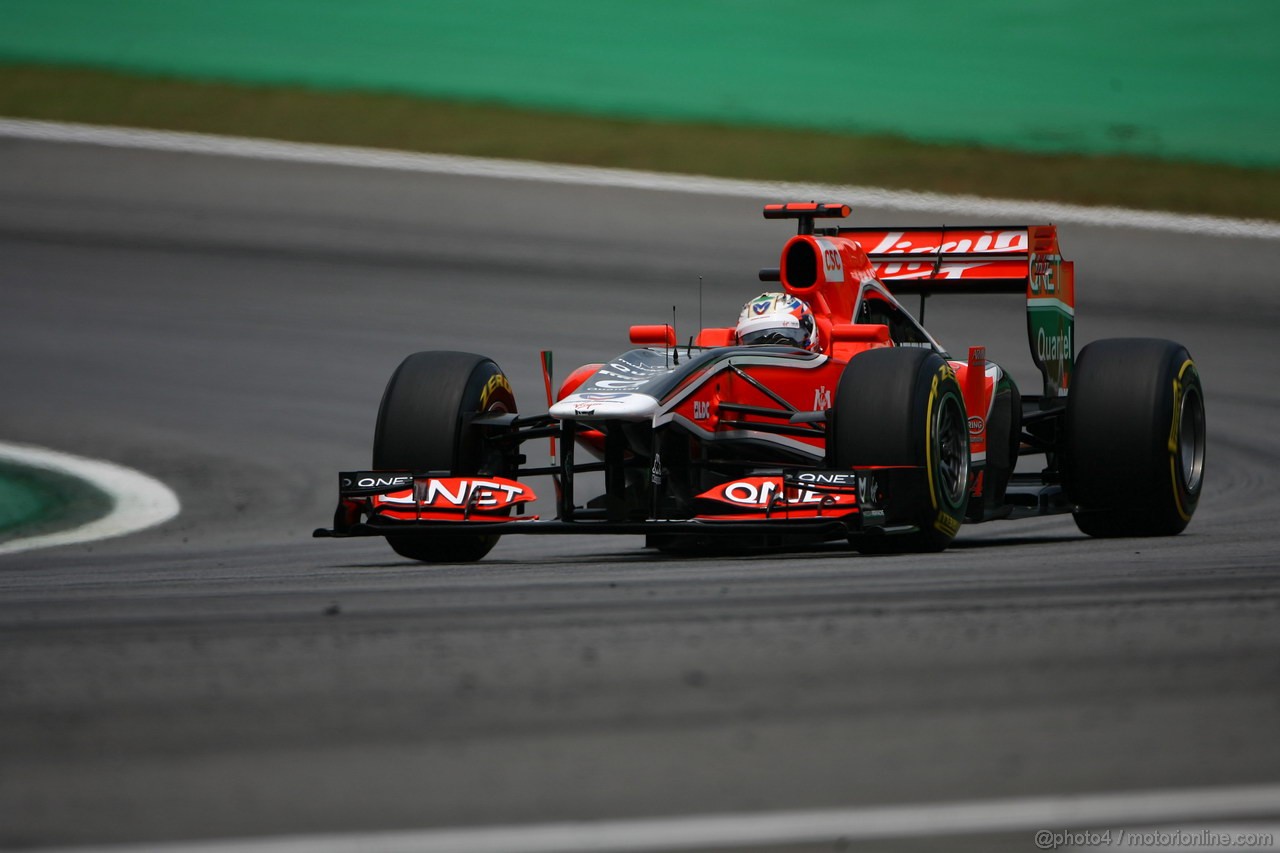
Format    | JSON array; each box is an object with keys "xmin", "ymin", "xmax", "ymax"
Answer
[{"xmin": 1028, "ymin": 304, "xmax": 1075, "ymax": 397}]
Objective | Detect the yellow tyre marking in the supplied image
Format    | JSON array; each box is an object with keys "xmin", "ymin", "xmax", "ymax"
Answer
[
  {"xmin": 925, "ymin": 371, "xmax": 939, "ymax": 511},
  {"xmin": 1168, "ymin": 359, "xmax": 1196, "ymax": 522},
  {"xmin": 479, "ymin": 372, "xmax": 514, "ymax": 412},
  {"xmin": 925, "ymin": 364, "xmax": 964, "ymax": 537}
]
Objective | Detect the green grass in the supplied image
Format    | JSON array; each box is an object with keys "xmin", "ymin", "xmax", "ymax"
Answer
[
  {"xmin": 3, "ymin": 63, "xmax": 1278, "ymax": 221},
  {"xmin": 0, "ymin": 460, "xmax": 113, "ymax": 543}
]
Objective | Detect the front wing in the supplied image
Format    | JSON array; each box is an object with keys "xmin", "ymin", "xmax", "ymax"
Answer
[{"xmin": 313, "ymin": 467, "xmax": 932, "ymax": 542}]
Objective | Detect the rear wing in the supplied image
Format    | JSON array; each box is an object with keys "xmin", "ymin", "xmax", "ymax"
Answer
[{"xmin": 840, "ymin": 224, "xmax": 1075, "ymax": 399}]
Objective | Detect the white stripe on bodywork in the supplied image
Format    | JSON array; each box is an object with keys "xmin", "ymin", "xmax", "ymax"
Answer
[{"xmin": 1028, "ymin": 297, "xmax": 1076, "ymax": 316}]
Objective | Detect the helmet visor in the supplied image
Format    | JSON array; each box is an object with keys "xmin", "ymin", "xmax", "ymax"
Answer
[{"xmin": 739, "ymin": 327, "xmax": 808, "ymax": 347}]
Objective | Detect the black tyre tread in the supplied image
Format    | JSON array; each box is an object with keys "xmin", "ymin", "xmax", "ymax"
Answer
[
  {"xmin": 831, "ymin": 347, "xmax": 929, "ymax": 469},
  {"xmin": 374, "ymin": 351, "xmax": 496, "ymax": 471},
  {"xmin": 372, "ymin": 351, "xmax": 516, "ymax": 563},
  {"xmin": 1064, "ymin": 337, "xmax": 1204, "ymax": 538}
]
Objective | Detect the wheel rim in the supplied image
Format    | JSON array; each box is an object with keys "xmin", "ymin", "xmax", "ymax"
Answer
[
  {"xmin": 934, "ymin": 392, "xmax": 970, "ymax": 507},
  {"xmin": 1177, "ymin": 383, "xmax": 1206, "ymax": 494}
]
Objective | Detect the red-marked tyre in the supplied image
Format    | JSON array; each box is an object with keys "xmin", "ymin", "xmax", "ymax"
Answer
[
  {"xmin": 373, "ymin": 351, "xmax": 517, "ymax": 562},
  {"xmin": 833, "ymin": 347, "xmax": 970, "ymax": 553},
  {"xmin": 1063, "ymin": 338, "xmax": 1205, "ymax": 537}
]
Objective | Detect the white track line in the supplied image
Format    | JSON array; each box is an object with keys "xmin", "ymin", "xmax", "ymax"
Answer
[
  {"xmin": 0, "ymin": 441, "xmax": 180, "ymax": 555},
  {"xmin": 37, "ymin": 783, "xmax": 1280, "ymax": 853},
  {"xmin": 2, "ymin": 118, "xmax": 1278, "ymax": 240}
]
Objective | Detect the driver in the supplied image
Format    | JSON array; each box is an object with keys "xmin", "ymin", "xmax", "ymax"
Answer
[{"xmin": 735, "ymin": 292, "xmax": 820, "ymax": 351}]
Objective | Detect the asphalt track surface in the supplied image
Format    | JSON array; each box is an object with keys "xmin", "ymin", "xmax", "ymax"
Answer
[{"xmin": 1, "ymin": 136, "xmax": 1278, "ymax": 851}]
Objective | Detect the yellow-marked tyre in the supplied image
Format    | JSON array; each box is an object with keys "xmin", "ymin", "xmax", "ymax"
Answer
[
  {"xmin": 373, "ymin": 351, "xmax": 518, "ymax": 562},
  {"xmin": 1063, "ymin": 338, "xmax": 1205, "ymax": 537},
  {"xmin": 833, "ymin": 347, "xmax": 970, "ymax": 553}
]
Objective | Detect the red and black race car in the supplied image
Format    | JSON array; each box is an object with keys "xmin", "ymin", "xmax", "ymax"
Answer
[{"xmin": 315, "ymin": 202, "xmax": 1206, "ymax": 561}]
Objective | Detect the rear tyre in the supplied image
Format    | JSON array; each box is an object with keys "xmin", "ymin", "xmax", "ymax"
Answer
[
  {"xmin": 1063, "ymin": 338, "xmax": 1205, "ymax": 537},
  {"xmin": 372, "ymin": 351, "xmax": 517, "ymax": 562},
  {"xmin": 833, "ymin": 348, "xmax": 970, "ymax": 553}
]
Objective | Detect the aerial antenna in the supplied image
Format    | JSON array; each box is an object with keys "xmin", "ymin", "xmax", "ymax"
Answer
[
  {"xmin": 539, "ymin": 350, "xmax": 556, "ymax": 466},
  {"xmin": 698, "ymin": 276, "xmax": 704, "ymax": 343},
  {"xmin": 931, "ymin": 225, "xmax": 947, "ymax": 279},
  {"xmin": 671, "ymin": 305, "xmax": 679, "ymax": 365},
  {"xmin": 921, "ymin": 224, "xmax": 945, "ymax": 324}
]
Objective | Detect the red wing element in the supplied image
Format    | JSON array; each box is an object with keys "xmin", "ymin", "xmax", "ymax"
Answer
[
  {"xmin": 370, "ymin": 477, "xmax": 536, "ymax": 522},
  {"xmin": 763, "ymin": 202, "xmax": 852, "ymax": 220},
  {"xmin": 844, "ymin": 226, "xmax": 1056, "ymax": 292},
  {"xmin": 630, "ymin": 324, "xmax": 677, "ymax": 346},
  {"xmin": 695, "ymin": 476, "xmax": 860, "ymax": 521}
]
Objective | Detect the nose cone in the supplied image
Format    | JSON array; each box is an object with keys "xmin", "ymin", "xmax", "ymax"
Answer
[{"xmin": 549, "ymin": 392, "xmax": 660, "ymax": 421}]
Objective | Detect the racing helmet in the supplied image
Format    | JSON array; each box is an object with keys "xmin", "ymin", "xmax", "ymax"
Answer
[{"xmin": 735, "ymin": 292, "xmax": 819, "ymax": 350}]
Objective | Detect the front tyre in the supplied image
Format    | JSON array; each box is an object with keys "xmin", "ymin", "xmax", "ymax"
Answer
[
  {"xmin": 373, "ymin": 351, "xmax": 517, "ymax": 562},
  {"xmin": 833, "ymin": 348, "xmax": 970, "ymax": 553},
  {"xmin": 1063, "ymin": 338, "xmax": 1205, "ymax": 537}
]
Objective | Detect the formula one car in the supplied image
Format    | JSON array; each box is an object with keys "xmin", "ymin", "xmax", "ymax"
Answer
[{"xmin": 315, "ymin": 202, "xmax": 1206, "ymax": 561}]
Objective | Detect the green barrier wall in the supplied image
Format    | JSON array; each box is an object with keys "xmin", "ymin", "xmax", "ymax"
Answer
[{"xmin": 2, "ymin": 0, "xmax": 1277, "ymax": 167}]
